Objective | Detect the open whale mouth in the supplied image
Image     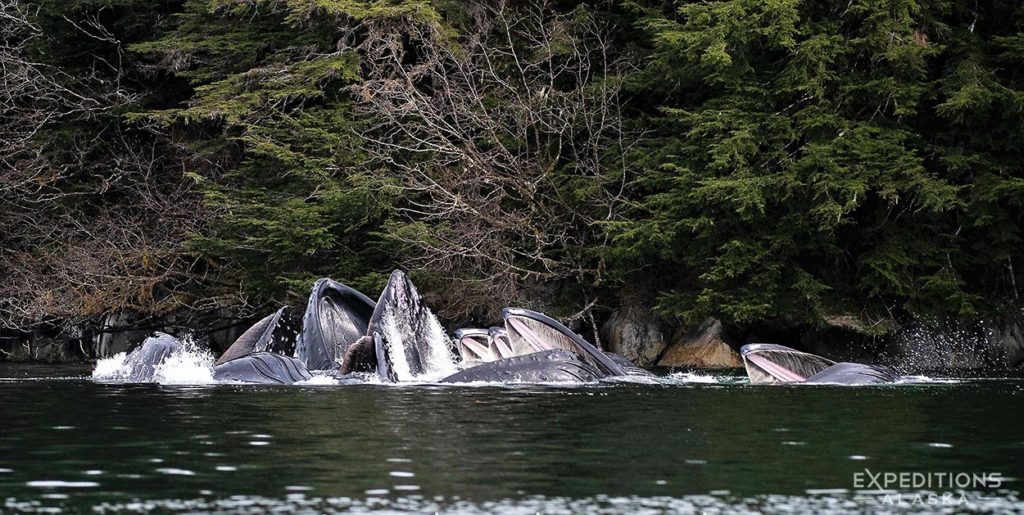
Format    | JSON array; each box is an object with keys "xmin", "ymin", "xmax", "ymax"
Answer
[
  {"xmin": 454, "ymin": 327, "xmax": 515, "ymax": 365},
  {"xmin": 296, "ymin": 278, "xmax": 376, "ymax": 371},
  {"xmin": 454, "ymin": 328, "xmax": 494, "ymax": 365},
  {"xmin": 489, "ymin": 327, "xmax": 513, "ymax": 358},
  {"xmin": 740, "ymin": 344, "xmax": 835, "ymax": 384},
  {"xmin": 502, "ymin": 308, "xmax": 625, "ymax": 376}
]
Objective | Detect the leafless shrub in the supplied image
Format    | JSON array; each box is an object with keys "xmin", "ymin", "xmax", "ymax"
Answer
[
  {"xmin": 351, "ymin": 0, "xmax": 636, "ymax": 319},
  {"xmin": 0, "ymin": 0, "xmax": 206, "ymax": 334}
]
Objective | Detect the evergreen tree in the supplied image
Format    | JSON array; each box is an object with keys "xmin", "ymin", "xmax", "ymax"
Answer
[
  {"xmin": 610, "ymin": 0, "xmax": 1023, "ymax": 330},
  {"xmin": 131, "ymin": 0, "xmax": 412, "ymax": 302},
  {"xmin": 3, "ymin": 0, "xmax": 1021, "ymax": 341}
]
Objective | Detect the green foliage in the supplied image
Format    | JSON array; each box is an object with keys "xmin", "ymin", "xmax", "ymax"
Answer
[
  {"xmin": 133, "ymin": 0, "xmax": 405, "ymax": 302},
  {"xmin": 610, "ymin": 0, "xmax": 1024, "ymax": 329},
  {"xmin": 12, "ymin": 0, "xmax": 1022, "ymax": 332}
]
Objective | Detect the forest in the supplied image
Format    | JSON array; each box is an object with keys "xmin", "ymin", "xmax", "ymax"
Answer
[{"xmin": 2, "ymin": 0, "xmax": 1022, "ymax": 359}]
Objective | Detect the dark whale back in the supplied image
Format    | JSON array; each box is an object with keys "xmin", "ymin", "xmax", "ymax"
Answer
[
  {"xmin": 122, "ymin": 333, "xmax": 181, "ymax": 382},
  {"xmin": 805, "ymin": 362, "xmax": 896, "ymax": 385},
  {"xmin": 441, "ymin": 350, "xmax": 605, "ymax": 383},
  {"xmin": 212, "ymin": 352, "xmax": 312, "ymax": 384}
]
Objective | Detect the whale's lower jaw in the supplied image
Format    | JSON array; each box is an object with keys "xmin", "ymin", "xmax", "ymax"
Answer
[
  {"xmin": 441, "ymin": 350, "xmax": 604, "ymax": 383},
  {"xmin": 212, "ymin": 352, "xmax": 312, "ymax": 384}
]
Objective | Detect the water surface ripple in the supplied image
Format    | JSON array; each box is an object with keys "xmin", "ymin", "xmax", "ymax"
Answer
[{"xmin": 1, "ymin": 364, "xmax": 1021, "ymax": 513}]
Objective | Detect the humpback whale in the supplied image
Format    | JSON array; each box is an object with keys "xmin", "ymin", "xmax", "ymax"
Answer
[
  {"xmin": 296, "ymin": 278, "xmax": 376, "ymax": 371},
  {"xmin": 366, "ymin": 270, "xmax": 458, "ymax": 382},
  {"xmin": 441, "ymin": 349, "xmax": 604, "ymax": 383},
  {"xmin": 215, "ymin": 307, "xmax": 297, "ymax": 366},
  {"xmin": 502, "ymin": 308, "xmax": 628, "ymax": 377},
  {"xmin": 741, "ymin": 344, "xmax": 895, "ymax": 385},
  {"xmin": 208, "ymin": 310, "xmax": 313, "ymax": 384},
  {"xmin": 212, "ymin": 352, "xmax": 312, "ymax": 384},
  {"xmin": 114, "ymin": 332, "xmax": 182, "ymax": 382}
]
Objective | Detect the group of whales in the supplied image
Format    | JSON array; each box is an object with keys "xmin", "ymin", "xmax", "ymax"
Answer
[
  {"xmin": 113, "ymin": 270, "xmax": 654, "ymax": 385},
  {"xmin": 110, "ymin": 270, "xmax": 897, "ymax": 386}
]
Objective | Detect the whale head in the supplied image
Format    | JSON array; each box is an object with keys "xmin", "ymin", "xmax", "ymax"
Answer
[
  {"xmin": 216, "ymin": 306, "xmax": 297, "ymax": 366},
  {"xmin": 369, "ymin": 270, "xmax": 457, "ymax": 382},
  {"xmin": 502, "ymin": 308, "xmax": 625, "ymax": 376},
  {"xmin": 740, "ymin": 343, "xmax": 835, "ymax": 384},
  {"xmin": 296, "ymin": 278, "xmax": 376, "ymax": 371}
]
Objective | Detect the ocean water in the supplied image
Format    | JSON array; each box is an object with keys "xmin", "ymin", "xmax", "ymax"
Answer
[{"xmin": 0, "ymin": 363, "xmax": 1021, "ymax": 513}]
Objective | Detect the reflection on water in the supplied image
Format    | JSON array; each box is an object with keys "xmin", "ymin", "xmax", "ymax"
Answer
[
  {"xmin": 0, "ymin": 364, "xmax": 1022, "ymax": 513},
  {"xmin": 4, "ymin": 491, "xmax": 1015, "ymax": 514}
]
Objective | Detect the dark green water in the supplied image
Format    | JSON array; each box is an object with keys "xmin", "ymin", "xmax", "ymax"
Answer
[{"xmin": 1, "ymin": 364, "xmax": 1022, "ymax": 513}]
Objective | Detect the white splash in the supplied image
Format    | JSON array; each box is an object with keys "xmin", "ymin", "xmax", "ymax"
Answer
[
  {"xmin": 380, "ymin": 303, "xmax": 458, "ymax": 382},
  {"xmin": 155, "ymin": 468, "xmax": 196, "ymax": 476},
  {"xmin": 667, "ymin": 372, "xmax": 724, "ymax": 384},
  {"xmin": 295, "ymin": 374, "xmax": 340, "ymax": 386},
  {"xmin": 421, "ymin": 308, "xmax": 459, "ymax": 379},
  {"xmin": 26, "ymin": 480, "xmax": 99, "ymax": 488},
  {"xmin": 91, "ymin": 335, "xmax": 215, "ymax": 384},
  {"xmin": 91, "ymin": 352, "xmax": 129, "ymax": 380},
  {"xmin": 153, "ymin": 338, "xmax": 215, "ymax": 385},
  {"xmin": 381, "ymin": 304, "xmax": 414, "ymax": 381},
  {"xmin": 885, "ymin": 321, "xmax": 996, "ymax": 373}
]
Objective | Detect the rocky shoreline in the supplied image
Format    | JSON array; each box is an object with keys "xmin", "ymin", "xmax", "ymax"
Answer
[
  {"xmin": 3, "ymin": 304, "xmax": 1022, "ymax": 373},
  {"xmin": 602, "ymin": 307, "xmax": 1024, "ymax": 372},
  {"xmin": 0, "ymin": 310, "xmax": 250, "ymax": 364}
]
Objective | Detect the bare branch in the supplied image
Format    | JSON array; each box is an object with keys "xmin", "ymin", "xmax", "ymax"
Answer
[{"xmin": 352, "ymin": 0, "xmax": 638, "ymax": 319}]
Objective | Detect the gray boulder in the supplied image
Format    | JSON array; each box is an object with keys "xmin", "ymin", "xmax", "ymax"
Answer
[
  {"xmin": 601, "ymin": 305, "xmax": 667, "ymax": 367},
  {"xmin": 658, "ymin": 318, "xmax": 742, "ymax": 369}
]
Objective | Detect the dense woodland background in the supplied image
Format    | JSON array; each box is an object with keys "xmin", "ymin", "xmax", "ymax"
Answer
[{"xmin": 2, "ymin": 0, "xmax": 1023, "ymax": 358}]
